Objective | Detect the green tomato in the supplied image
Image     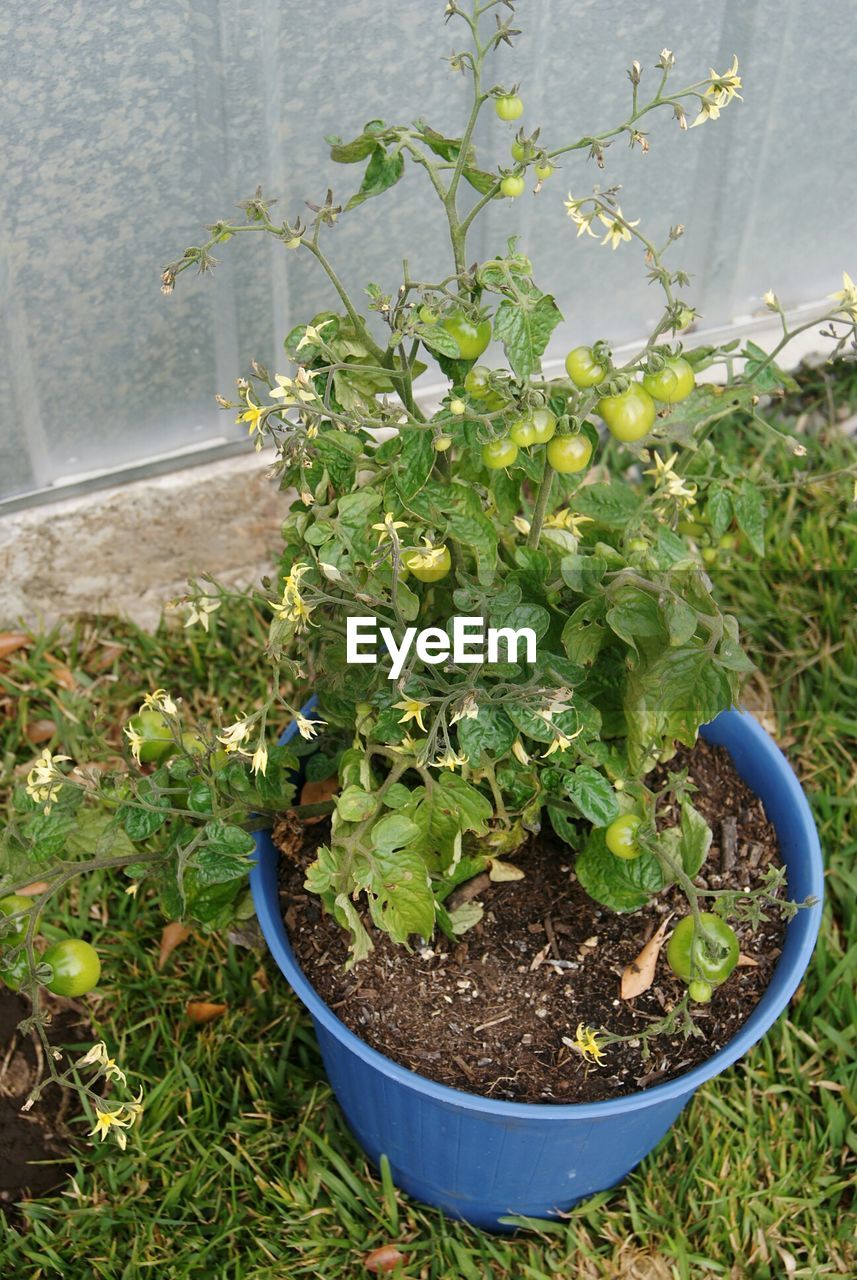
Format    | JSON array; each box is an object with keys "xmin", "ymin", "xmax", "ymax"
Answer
[
  {"xmin": 627, "ymin": 537, "xmax": 649, "ymax": 553},
  {"xmin": 701, "ymin": 546, "xmax": 718, "ymax": 566},
  {"xmin": 510, "ymin": 140, "xmax": 527, "ymax": 162},
  {"xmin": 418, "ymin": 304, "xmax": 438, "ymax": 324},
  {"xmin": 481, "ymin": 438, "xmax": 519, "ymax": 469},
  {"xmin": 441, "ymin": 312, "xmax": 492, "ymax": 361},
  {"xmin": 546, "ymin": 433, "xmax": 593, "ymax": 474},
  {"xmin": 449, "ymin": 398, "xmax": 466, "ymax": 415},
  {"xmin": 529, "ymin": 407, "xmax": 556, "ymax": 443},
  {"xmin": 433, "ymin": 433, "xmax": 452, "ymax": 452},
  {"xmin": 463, "ymin": 365, "xmax": 492, "ymax": 398},
  {"xmin": 688, "ymin": 978, "xmax": 713, "ymax": 1003},
  {"xmin": 495, "ymin": 94, "xmax": 524, "ymax": 121},
  {"xmin": 0, "ymin": 950, "xmax": 28, "ymax": 991},
  {"xmin": 403, "ymin": 545, "xmax": 452, "ymax": 583},
  {"xmin": 642, "ymin": 356, "xmax": 695, "ymax": 404},
  {"xmin": 677, "ymin": 519, "xmax": 707, "ymax": 538},
  {"xmin": 501, "ymin": 174, "xmax": 526, "ymax": 198},
  {"xmin": 535, "ymin": 161, "xmax": 554, "ymax": 180},
  {"xmin": 0, "ymin": 894, "xmax": 34, "ymax": 942},
  {"xmin": 509, "ymin": 416, "xmax": 538, "ymax": 447},
  {"xmin": 565, "ymin": 346, "xmax": 606, "ymax": 388},
  {"xmin": 718, "ymin": 533, "xmax": 737, "ymax": 551},
  {"xmin": 667, "ymin": 913, "xmax": 739, "ymax": 986},
  {"xmin": 598, "ymin": 383, "xmax": 656, "ymax": 442},
  {"xmin": 605, "ymin": 813, "xmax": 643, "ymax": 859},
  {"xmin": 43, "ymin": 938, "xmax": 102, "ymax": 997},
  {"xmin": 128, "ymin": 708, "xmax": 175, "ymax": 764}
]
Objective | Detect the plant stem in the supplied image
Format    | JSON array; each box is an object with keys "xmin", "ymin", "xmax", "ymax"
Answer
[{"xmin": 527, "ymin": 454, "xmax": 555, "ymax": 548}]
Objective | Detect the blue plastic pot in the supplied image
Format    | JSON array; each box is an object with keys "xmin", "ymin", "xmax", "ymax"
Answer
[{"xmin": 250, "ymin": 704, "xmax": 823, "ymax": 1231}]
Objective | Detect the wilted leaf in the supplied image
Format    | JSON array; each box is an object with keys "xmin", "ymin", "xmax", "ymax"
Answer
[
  {"xmin": 737, "ymin": 952, "xmax": 760, "ymax": 967},
  {"xmin": 186, "ymin": 1000, "xmax": 227, "ymax": 1025},
  {"xmin": 158, "ymin": 922, "xmax": 191, "ymax": 970},
  {"xmin": 44, "ymin": 654, "xmax": 77, "ymax": 690},
  {"xmin": 487, "ymin": 858, "xmax": 524, "ymax": 882},
  {"xmin": 18, "ymin": 881, "xmax": 50, "ymax": 896},
  {"xmin": 364, "ymin": 1244, "xmax": 406, "ymax": 1273},
  {"xmin": 0, "ymin": 632, "xmax": 30, "ymax": 660},
  {"xmin": 621, "ymin": 915, "xmax": 673, "ymax": 1000},
  {"xmin": 300, "ymin": 775, "xmax": 340, "ymax": 806}
]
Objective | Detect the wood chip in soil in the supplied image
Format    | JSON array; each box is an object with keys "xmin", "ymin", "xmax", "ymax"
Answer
[{"xmin": 274, "ymin": 740, "xmax": 788, "ymax": 1103}]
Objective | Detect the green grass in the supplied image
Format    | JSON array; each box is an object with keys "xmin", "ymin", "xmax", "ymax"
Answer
[{"xmin": 1, "ymin": 364, "xmax": 855, "ymax": 1278}]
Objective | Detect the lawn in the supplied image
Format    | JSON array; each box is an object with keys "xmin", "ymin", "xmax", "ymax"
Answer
[{"xmin": 1, "ymin": 361, "xmax": 855, "ymax": 1278}]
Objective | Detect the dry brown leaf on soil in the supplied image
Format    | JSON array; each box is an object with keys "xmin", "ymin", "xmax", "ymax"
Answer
[
  {"xmin": 737, "ymin": 952, "xmax": 760, "ymax": 967},
  {"xmin": 185, "ymin": 1000, "xmax": 227, "ymax": 1025},
  {"xmin": 44, "ymin": 654, "xmax": 77, "ymax": 691},
  {"xmin": 0, "ymin": 632, "xmax": 30, "ymax": 660},
  {"xmin": 621, "ymin": 915, "xmax": 673, "ymax": 1000},
  {"xmin": 299, "ymin": 775, "xmax": 340, "ymax": 806},
  {"xmin": 25, "ymin": 719, "xmax": 57, "ymax": 744},
  {"xmin": 364, "ymin": 1244, "xmax": 407, "ymax": 1273},
  {"xmin": 158, "ymin": 922, "xmax": 192, "ymax": 970}
]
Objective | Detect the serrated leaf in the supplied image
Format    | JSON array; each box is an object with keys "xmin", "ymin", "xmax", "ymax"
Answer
[
  {"xmin": 463, "ymin": 166, "xmax": 498, "ymax": 195},
  {"xmin": 572, "ymin": 482, "xmax": 642, "ymax": 529},
  {"xmin": 561, "ymin": 554, "xmax": 607, "ymax": 594},
  {"xmin": 396, "ymin": 428, "xmax": 435, "ymax": 501},
  {"xmin": 492, "ymin": 294, "xmax": 562, "ymax": 381},
  {"xmin": 707, "ymin": 487, "xmax": 733, "ymax": 537},
  {"xmin": 415, "ymin": 323, "xmax": 461, "ymax": 358},
  {"xmin": 561, "ymin": 765, "xmax": 620, "ymax": 827},
  {"xmin": 733, "ymin": 483, "xmax": 766, "ymax": 555},
  {"xmin": 337, "ymin": 785, "xmax": 378, "ymax": 823},
  {"xmin": 346, "ymin": 147, "xmax": 405, "ymax": 210},
  {"xmin": 663, "ymin": 596, "xmax": 698, "ymax": 647},
  {"xmin": 457, "ymin": 706, "xmax": 517, "ymax": 761}
]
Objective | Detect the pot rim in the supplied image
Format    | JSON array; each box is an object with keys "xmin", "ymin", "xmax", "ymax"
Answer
[{"xmin": 250, "ymin": 700, "xmax": 823, "ymax": 1120}]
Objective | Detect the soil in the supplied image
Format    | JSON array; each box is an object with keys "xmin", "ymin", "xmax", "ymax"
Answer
[
  {"xmin": 274, "ymin": 740, "xmax": 788, "ymax": 1103},
  {"xmin": 0, "ymin": 988, "xmax": 91, "ymax": 1214}
]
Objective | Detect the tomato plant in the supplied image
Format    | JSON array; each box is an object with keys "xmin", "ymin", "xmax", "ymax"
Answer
[{"xmin": 667, "ymin": 914, "xmax": 739, "ymax": 986}]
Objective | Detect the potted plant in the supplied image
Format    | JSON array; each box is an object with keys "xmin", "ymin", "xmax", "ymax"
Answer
[{"xmin": 2, "ymin": 0, "xmax": 849, "ymax": 1230}]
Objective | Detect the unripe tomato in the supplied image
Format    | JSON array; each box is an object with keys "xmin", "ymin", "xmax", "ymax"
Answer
[
  {"xmin": 449, "ymin": 398, "xmax": 466, "ymax": 415},
  {"xmin": 701, "ymin": 547, "xmax": 718, "ymax": 566},
  {"xmin": 0, "ymin": 950, "xmax": 28, "ymax": 991},
  {"xmin": 546, "ymin": 433, "xmax": 593, "ymax": 474},
  {"xmin": 667, "ymin": 913, "xmax": 739, "ymax": 985},
  {"xmin": 529, "ymin": 407, "xmax": 556, "ymax": 443},
  {"xmin": 482, "ymin": 438, "xmax": 519, "ymax": 469},
  {"xmin": 535, "ymin": 161, "xmax": 554, "ymax": 179},
  {"xmin": 509, "ymin": 416, "xmax": 537, "ymax": 447},
  {"xmin": 43, "ymin": 938, "xmax": 101, "ymax": 997},
  {"xmin": 598, "ymin": 383, "xmax": 656, "ymax": 442},
  {"xmin": 463, "ymin": 365, "xmax": 492, "ymax": 398},
  {"xmin": 605, "ymin": 813, "xmax": 642, "ymax": 859},
  {"xmin": 688, "ymin": 978, "xmax": 713, "ymax": 1003},
  {"xmin": 627, "ymin": 537, "xmax": 649, "ymax": 553},
  {"xmin": 441, "ymin": 312, "xmax": 492, "ymax": 361},
  {"xmin": 419, "ymin": 304, "xmax": 438, "ymax": 324},
  {"xmin": 0, "ymin": 894, "xmax": 34, "ymax": 942},
  {"xmin": 501, "ymin": 175, "xmax": 525, "ymax": 198},
  {"xmin": 677, "ymin": 519, "xmax": 707, "ymax": 538},
  {"xmin": 433, "ymin": 433, "xmax": 452, "ymax": 452},
  {"xmin": 643, "ymin": 356, "xmax": 695, "ymax": 404},
  {"xmin": 510, "ymin": 140, "xmax": 527, "ymax": 162},
  {"xmin": 718, "ymin": 533, "xmax": 737, "ymax": 551},
  {"xmin": 128, "ymin": 709, "xmax": 175, "ymax": 764},
  {"xmin": 495, "ymin": 94, "xmax": 524, "ymax": 121},
  {"xmin": 565, "ymin": 346, "xmax": 606, "ymax": 388},
  {"xmin": 403, "ymin": 545, "xmax": 452, "ymax": 583}
]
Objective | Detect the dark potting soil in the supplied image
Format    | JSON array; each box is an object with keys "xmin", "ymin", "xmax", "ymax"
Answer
[
  {"xmin": 0, "ymin": 988, "xmax": 90, "ymax": 1215},
  {"xmin": 274, "ymin": 740, "xmax": 789, "ymax": 1103}
]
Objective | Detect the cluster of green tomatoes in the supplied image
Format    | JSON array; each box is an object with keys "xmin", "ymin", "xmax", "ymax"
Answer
[
  {"xmin": 603, "ymin": 815, "xmax": 740, "ymax": 1003},
  {"xmin": 0, "ymin": 894, "xmax": 101, "ymax": 997},
  {"xmin": 446, "ymin": 337, "xmax": 695, "ymax": 476}
]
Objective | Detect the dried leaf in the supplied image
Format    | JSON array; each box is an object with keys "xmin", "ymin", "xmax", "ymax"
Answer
[
  {"xmin": 487, "ymin": 858, "xmax": 524, "ymax": 882},
  {"xmin": 737, "ymin": 952, "xmax": 760, "ymax": 968},
  {"xmin": 300, "ymin": 775, "xmax": 340, "ymax": 806},
  {"xmin": 621, "ymin": 915, "xmax": 673, "ymax": 1000},
  {"xmin": 0, "ymin": 632, "xmax": 30, "ymax": 660},
  {"xmin": 44, "ymin": 654, "xmax": 76, "ymax": 690},
  {"xmin": 364, "ymin": 1244, "xmax": 406, "ymax": 1273},
  {"xmin": 158, "ymin": 922, "xmax": 191, "ymax": 970},
  {"xmin": 18, "ymin": 881, "xmax": 50, "ymax": 896},
  {"xmin": 186, "ymin": 1000, "xmax": 227, "ymax": 1025},
  {"xmin": 25, "ymin": 719, "xmax": 57, "ymax": 744}
]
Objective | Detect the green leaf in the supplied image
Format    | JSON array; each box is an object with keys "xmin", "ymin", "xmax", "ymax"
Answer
[
  {"xmin": 370, "ymin": 813, "xmax": 421, "ymax": 854},
  {"xmin": 315, "ymin": 432, "xmax": 360, "ymax": 490},
  {"xmin": 412, "ymin": 119, "xmax": 463, "ymax": 162},
  {"xmin": 488, "ymin": 601, "xmax": 550, "ymax": 642},
  {"xmin": 707, "ymin": 487, "xmax": 733, "ymax": 537},
  {"xmin": 547, "ymin": 805, "xmax": 580, "ymax": 846},
  {"xmin": 446, "ymin": 508, "xmax": 497, "ymax": 584},
  {"xmin": 382, "ymin": 782, "xmax": 414, "ymax": 810},
  {"xmin": 492, "ymin": 294, "xmax": 562, "ymax": 381},
  {"xmin": 742, "ymin": 339, "xmax": 799, "ymax": 393},
  {"xmin": 333, "ymin": 893, "xmax": 373, "ymax": 967},
  {"xmin": 733, "ymin": 483, "xmax": 766, "ymax": 555},
  {"xmin": 572, "ymin": 482, "xmax": 642, "ymax": 529},
  {"xmin": 561, "ymin": 554, "xmax": 607, "ymax": 595},
  {"xmin": 561, "ymin": 765, "xmax": 620, "ymax": 827},
  {"xmin": 396, "ymin": 428, "xmax": 435, "ymax": 501},
  {"xmin": 561, "ymin": 600, "xmax": 605, "ymax": 666},
  {"xmin": 346, "ymin": 147, "xmax": 405, "ymax": 210},
  {"xmin": 576, "ymin": 828, "xmax": 664, "ymax": 912},
  {"xmin": 120, "ymin": 794, "xmax": 169, "ymax": 842},
  {"xmin": 337, "ymin": 785, "xmax": 378, "ymax": 823},
  {"xmin": 677, "ymin": 799, "xmax": 712, "ymax": 877},
  {"xmin": 363, "ymin": 843, "xmax": 435, "ymax": 944},
  {"xmin": 457, "ymin": 706, "xmax": 517, "ymax": 761},
  {"xmin": 462, "ymin": 166, "xmax": 498, "ymax": 195},
  {"xmin": 663, "ymin": 596, "xmax": 698, "ymax": 647},
  {"xmin": 605, "ymin": 586, "xmax": 666, "ymax": 648},
  {"xmin": 329, "ymin": 120, "xmax": 386, "ymax": 163},
  {"xmin": 415, "ymin": 323, "xmax": 461, "ymax": 358}
]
